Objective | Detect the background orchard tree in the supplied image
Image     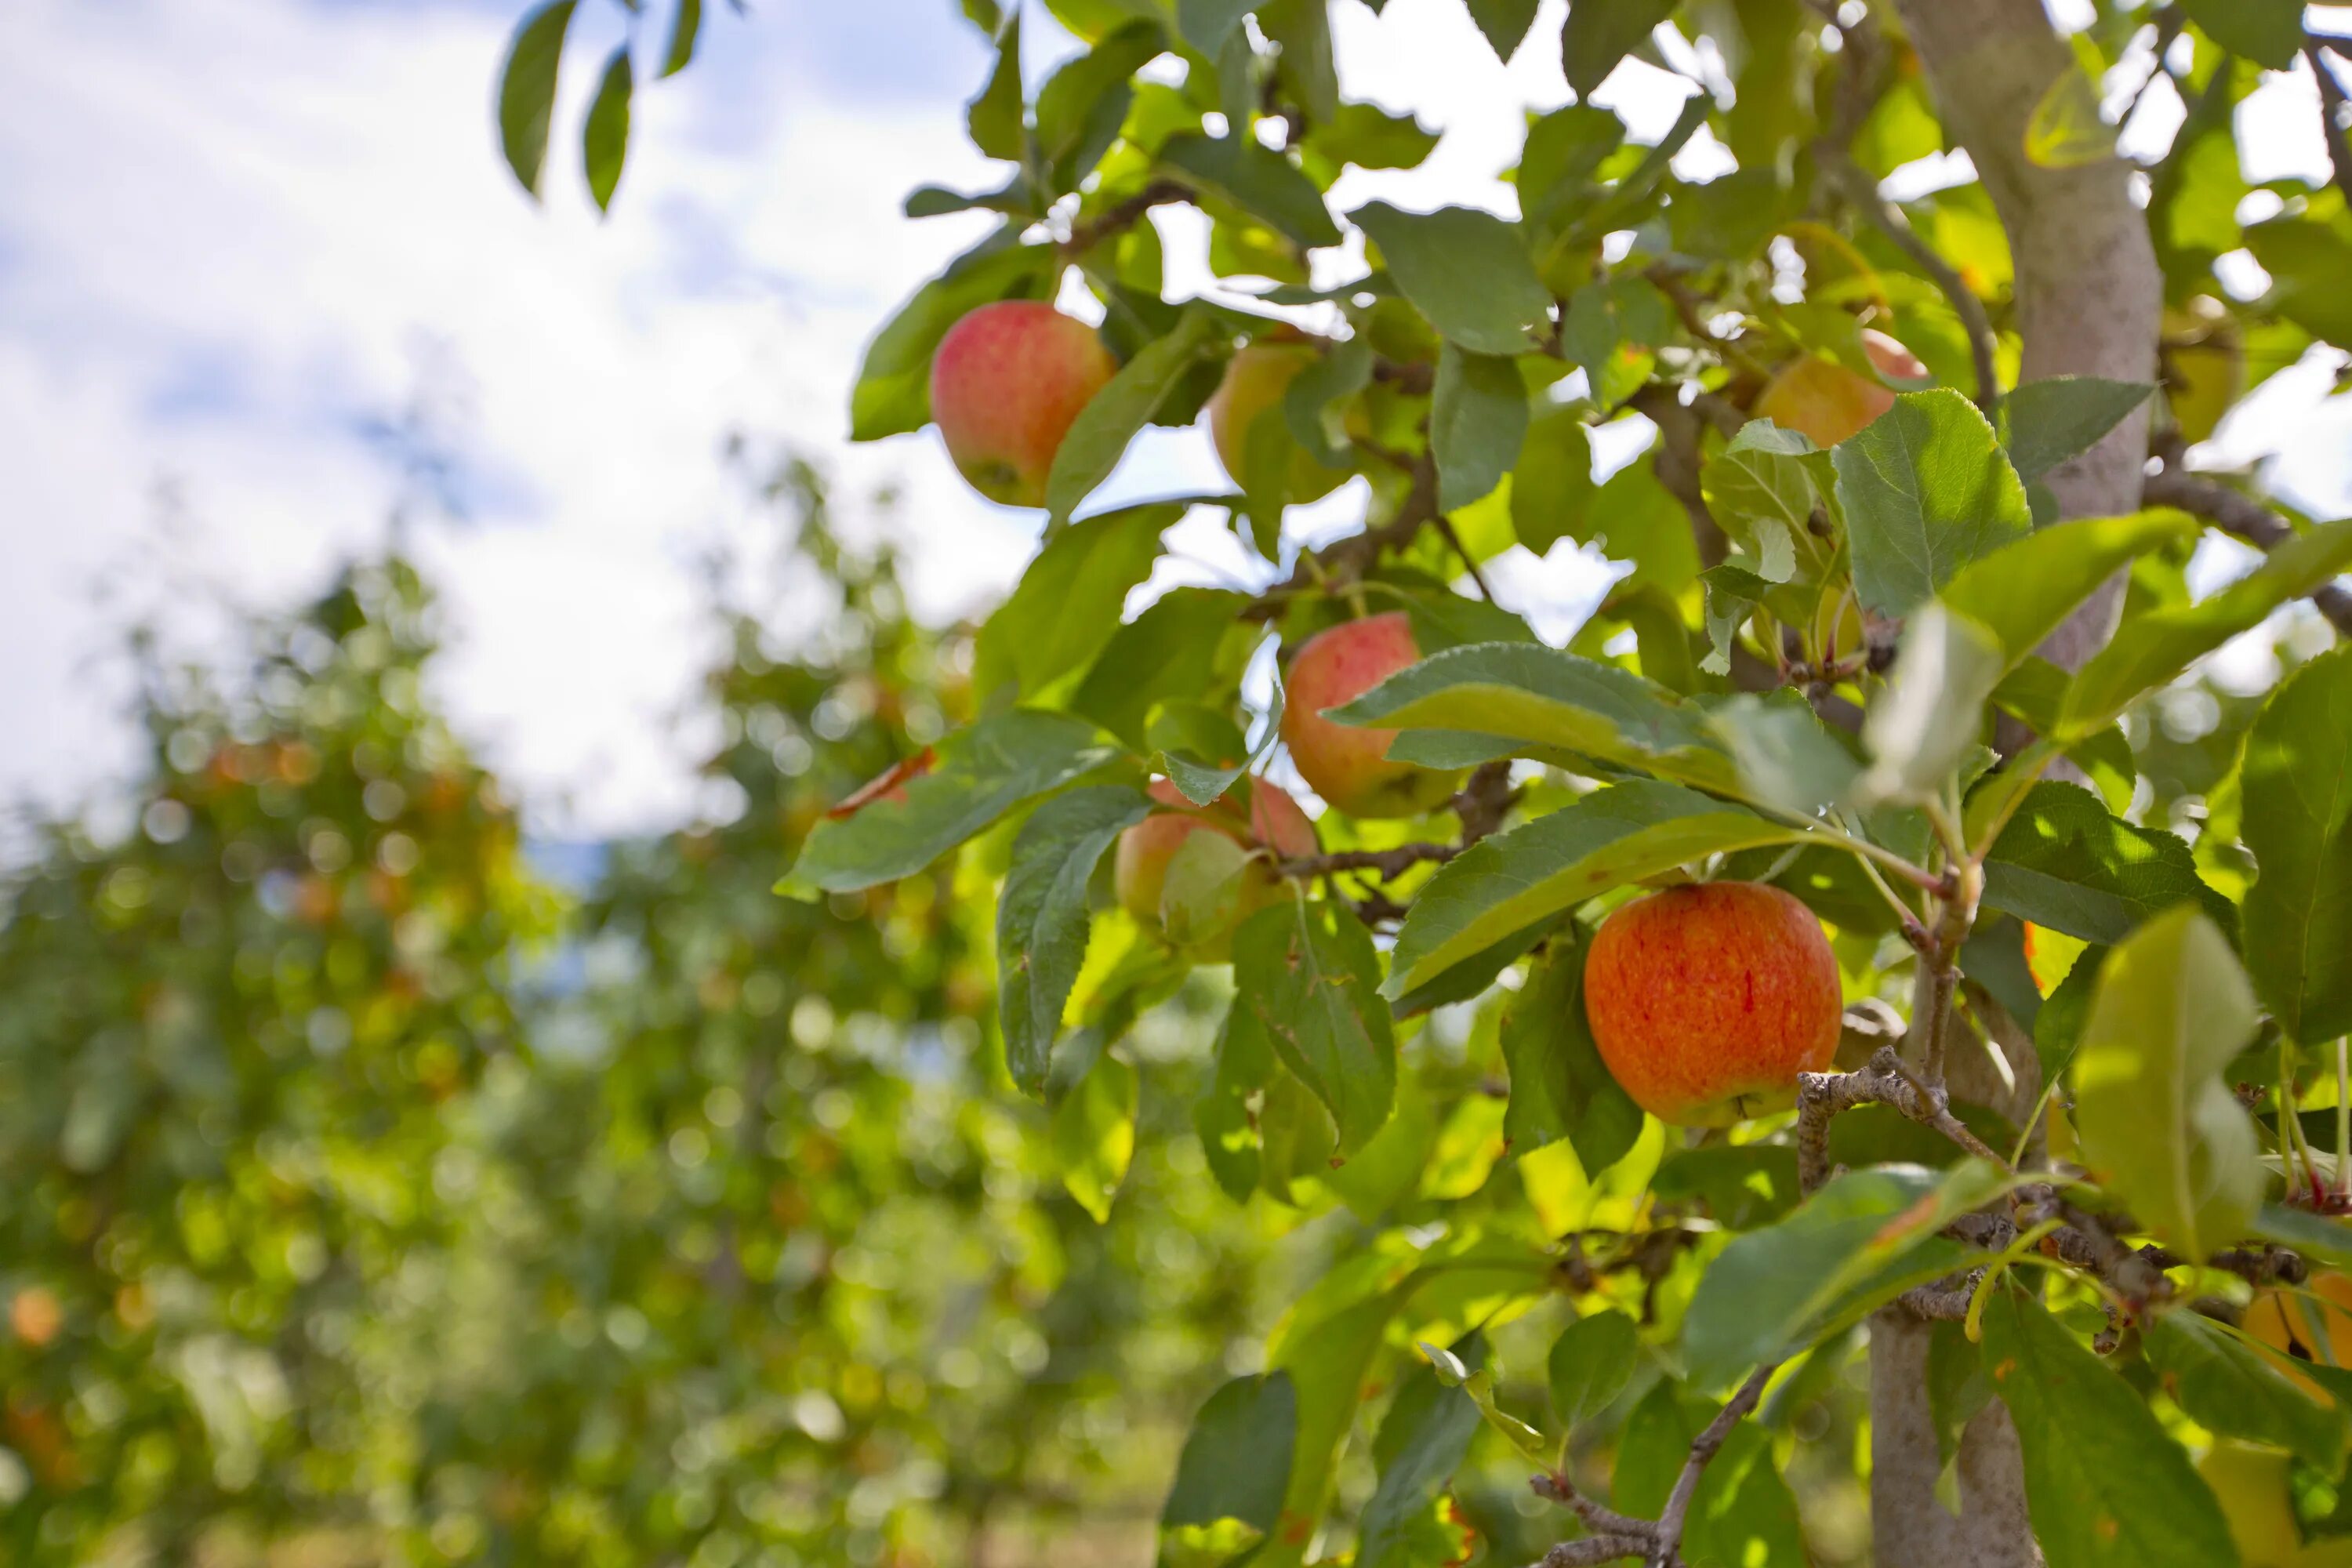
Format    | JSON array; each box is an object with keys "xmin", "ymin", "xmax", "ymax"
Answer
[{"xmin": 486, "ymin": 1, "xmax": 2352, "ymax": 1566}]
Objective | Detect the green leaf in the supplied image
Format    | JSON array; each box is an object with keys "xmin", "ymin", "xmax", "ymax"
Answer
[
  {"xmin": 2071, "ymin": 907, "xmax": 2263, "ymax": 1263},
  {"xmin": 1266, "ymin": 1270, "xmax": 1417, "ymax": 1535},
  {"xmin": 1702, "ymin": 422, "xmax": 1835, "ymax": 585},
  {"xmin": 1653, "ymin": 1144, "xmax": 1802, "ymax": 1229},
  {"xmin": 1261, "ymin": 0, "xmax": 1338, "ymax": 125},
  {"xmin": 2060, "ymin": 518, "xmax": 2352, "ymax": 736},
  {"xmin": 1046, "ymin": 310, "xmax": 1219, "ymax": 526},
  {"xmin": 1329, "ymin": 641, "xmax": 1743, "ymax": 795},
  {"xmin": 1561, "ymin": 278, "xmax": 1668, "ymax": 408},
  {"xmin": 1160, "ymin": 829, "xmax": 1255, "ymax": 948},
  {"xmin": 1519, "ymin": 103, "xmax": 1625, "ymax": 230},
  {"xmin": 1700, "ymin": 563, "xmax": 1768, "ymax": 677},
  {"xmin": 1859, "ymin": 602, "xmax": 2003, "ymax": 804},
  {"xmin": 850, "ymin": 230, "xmax": 1054, "ymax": 441},
  {"xmin": 1175, "ymin": 0, "xmax": 1254, "ymax": 56},
  {"xmin": 1359, "ymin": 1338, "xmax": 1486, "ymax": 1568},
  {"xmin": 997, "ymin": 787, "xmax": 1151, "ymax": 1097},
  {"xmin": 1682, "ymin": 1161, "xmax": 2013, "ymax": 1390},
  {"xmin": 2145, "ymin": 1312, "xmax": 2347, "ymax": 1471},
  {"xmin": 1462, "ymin": 0, "xmax": 1541, "ymax": 61},
  {"xmin": 1978, "ymin": 1289, "xmax": 2239, "ymax": 1568},
  {"xmin": 1283, "ymin": 333, "xmax": 1373, "ymax": 467},
  {"xmin": 1560, "ymin": 0, "xmax": 1674, "ymax": 99},
  {"xmin": 2000, "ymin": 378, "xmax": 2154, "ymax": 485},
  {"xmin": 1499, "ymin": 932, "xmax": 1643, "ymax": 1173},
  {"xmin": 1940, "ymin": 510, "xmax": 2198, "ymax": 675},
  {"xmin": 2254, "ymin": 1203, "xmax": 2352, "ymax": 1272},
  {"xmin": 1511, "ymin": 408, "xmax": 1595, "ymax": 555},
  {"xmin": 1708, "ymin": 693, "xmax": 1863, "ymax": 816},
  {"xmin": 1070, "ymin": 586, "xmax": 1252, "ymax": 748},
  {"xmin": 1198, "ymin": 1000, "xmax": 1277, "ymax": 1201},
  {"xmin": 1431, "ymin": 344, "xmax": 1528, "ymax": 512},
  {"xmin": 1613, "ymin": 1379, "xmax": 1806, "ymax": 1568},
  {"xmin": 1160, "ymin": 132, "xmax": 1342, "ymax": 249},
  {"xmin": 779, "ymin": 710, "xmax": 1118, "ymax": 895},
  {"xmin": 1549, "ymin": 1309, "xmax": 1639, "ymax": 1428},
  {"xmin": 660, "ymin": 0, "xmax": 700, "ymax": 76},
  {"xmin": 1035, "ymin": 19, "xmax": 1163, "ymax": 188},
  {"xmin": 1232, "ymin": 900, "xmax": 1396, "ymax": 1155},
  {"xmin": 1981, "ymin": 781, "xmax": 2234, "ymax": 945},
  {"xmin": 581, "ymin": 47, "xmax": 633, "ymax": 214},
  {"xmin": 1384, "ymin": 782, "xmax": 1811, "ymax": 997},
  {"xmin": 2024, "ymin": 60, "xmax": 2114, "ymax": 170},
  {"xmin": 976, "ymin": 503, "xmax": 1175, "ymax": 698},
  {"xmin": 1832, "ymin": 389, "xmax": 2034, "ymax": 616},
  {"xmin": 1350, "ymin": 201, "xmax": 1552, "ymax": 356},
  {"xmin": 967, "ymin": 6, "xmax": 1025, "ymax": 161},
  {"xmin": 1310, "ymin": 101, "xmax": 1441, "ymax": 171},
  {"xmin": 2240, "ymin": 647, "xmax": 2352, "ymax": 1045},
  {"xmin": 1053, "ymin": 1045, "xmax": 1136, "ymax": 1221},
  {"xmin": 1163, "ymin": 1372, "xmax": 1298, "ymax": 1532},
  {"xmin": 2181, "ymin": 0, "xmax": 2305, "ymax": 69},
  {"xmin": 496, "ymin": 0, "xmax": 579, "ymax": 198}
]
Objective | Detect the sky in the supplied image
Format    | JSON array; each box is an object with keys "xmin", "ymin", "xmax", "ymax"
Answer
[{"xmin": 1, "ymin": 0, "xmax": 2347, "ymax": 843}]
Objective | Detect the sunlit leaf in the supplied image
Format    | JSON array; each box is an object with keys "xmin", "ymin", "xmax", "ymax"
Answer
[{"xmin": 2239, "ymin": 646, "xmax": 2352, "ymax": 1044}]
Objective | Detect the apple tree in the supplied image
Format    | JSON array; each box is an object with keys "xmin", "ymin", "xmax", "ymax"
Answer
[{"xmin": 500, "ymin": 1, "xmax": 2352, "ymax": 1564}]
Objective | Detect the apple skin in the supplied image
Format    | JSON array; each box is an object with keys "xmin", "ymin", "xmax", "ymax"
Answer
[
  {"xmin": 1753, "ymin": 328, "xmax": 1928, "ymax": 448},
  {"xmin": 929, "ymin": 300, "xmax": 1116, "ymax": 508},
  {"xmin": 1582, "ymin": 881, "xmax": 1843, "ymax": 1126},
  {"xmin": 1114, "ymin": 777, "xmax": 1317, "ymax": 956},
  {"xmin": 1280, "ymin": 612, "xmax": 1465, "ymax": 819},
  {"xmin": 1207, "ymin": 341, "xmax": 1357, "ymax": 503},
  {"xmin": 2246, "ymin": 1271, "xmax": 2352, "ymax": 1400}
]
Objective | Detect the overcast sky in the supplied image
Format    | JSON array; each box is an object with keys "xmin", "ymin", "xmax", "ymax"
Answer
[{"xmin": 2, "ymin": 0, "xmax": 2347, "ymax": 842}]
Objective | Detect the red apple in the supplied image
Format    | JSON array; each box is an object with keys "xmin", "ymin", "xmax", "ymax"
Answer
[
  {"xmin": 1582, "ymin": 880, "xmax": 1843, "ymax": 1126},
  {"xmin": 1115, "ymin": 778, "xmax": 1317, "ymax": 956},
  {"xmin": 929, "ymin": 300, "xmax": 1116, "ymax": 507},
  {"xmin": 1281, "ymin": 612, "xmax": 1462, "ymax": 818},
  {"xmin": 1753, "ymin": 328, "xmax": 1928, "ymax": 448}
]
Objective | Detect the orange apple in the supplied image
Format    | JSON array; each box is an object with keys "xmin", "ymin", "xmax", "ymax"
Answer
[
  {"xmin": 1115, "ymin": 778, "xmax": 1317, "ymax": 956},
  {"xmin": 1280, "ymin": 612, "xmax": 1463, "ymax": 818},
  {"xmin": 2246, "ymin": 1272, "xmax": 2352, "ymax": 1400},
  {"xmin": 1753, "ymin": 328, "xmax": 1928, "ymax": 448},
  {"xmin": 929, "ymin": 301, "xmax": 1116, "ymax": 507},
  {"xmin": 1206, "ymin": 340, "xmax": 1357, "ymax": 502},
  {"xmin": 1582, "ymin": 881, "xmax": 1844, "ymax": 1125}
]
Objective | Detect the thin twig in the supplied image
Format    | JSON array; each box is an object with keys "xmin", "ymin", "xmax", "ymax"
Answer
[
  {"xmin": 1822, "ymin": 151, "xmax": 2002, "ymax": 416},
  {"xmin": 1279, "ymin": 843, "xmax": 1457, "ymax": 880},
  {"xmin": 1059, "ymin": 179, "xmax": 1187, "ymax": 259},
  {"xmin": 1541, "ymin": 1537, "xmax": 1658, "ymax": 1568},
  {"xmin": 1242, "ymin": 456, "xmax": 1438, "ymax": 622},
  {"xmin": 1650, "ymin": 1365, "xmax": 1777, "ymax": 1568}
]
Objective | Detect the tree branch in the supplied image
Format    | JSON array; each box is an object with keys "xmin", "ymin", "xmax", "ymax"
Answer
[
  {"xmin": 1059, "ymin": 180, "xmax": 1188, "ymax": 259},
  {"xmin": 2144, "ymin": 464, "xmax": 2352, "ymax": 637},
  {"xmin": 1822, "ymin": 150, "xmax": 2003, "ymax": 416},
  {"xmin": 1278, "ymin": 842, "xmax": 1455, "ymax": 880},
  {"xmin": 1650, "ymin": 1366, "xmax": 1776, "ymax": 1568},
  {"xmin": 2307, "ymin": 36, "xmax": 2352, "ymax": 211},
  {"xmin": 1242, "ymin": 456, "xmax": 1438, "ymax": 622}
]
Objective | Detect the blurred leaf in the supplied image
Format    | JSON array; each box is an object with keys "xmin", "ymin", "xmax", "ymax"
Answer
[
  {"xmin": 1385, "ymin": 782, "xmax": 1809, "ymax": 996},
  {"xmin": 2245, "ymin": 209, "xmax": 2352, "ymax": 350},
  {"xmin": 1160, "ymin": 829, "xmax": 1254, "ymax": 947},
  {"xmin": 1999, "ymin": 378, "xmax": 2153, "ymax": 485},
  {"xmin": 1560, "ymin": 0, "xmax": 1674, "ymax": 99},
  {"xmin": 582, "ymin": 47, "xmax": 632, "ymax": 212},
  {"xmin": 1161, "ymin": 132, "xmax": 1342, "ymax": 249},
  {"xmin": 978, "ymin": 503, "xmax": 1175, "ymax": 698},
  {"xmin": 2181, "ymin": 0, "xmax": 2305, "ymax": 69},
  {"xmin": 1682, "ymin": 1161, "xmax": 2011, "ymax": 1390},
  {"xmin": 998, "ymin": 787, "xmax": 1151, "ymax": 1096},
  {"xmin": 1981, "ymin": 781, "xmax": 2232, "ymax": 945},
  {"xmin": 781, "ymin": 710, "xmax": 1118, "ymax": 895},
  {"xmin": 1939, "ymin": 510, "xmax": 2196, "ymax": 675},
  {"xmin": 2254, "ymin": 1203, "xmax": 2352, "ymax": 1272},
  {"xmin": 1284, "ymin": 334, "xmax": 1374, "ymax": 466},
  {"xmin": 1165, "ymin": 1372, "xmax": 1298, "ymax": 1531},
  {"xmin": 1359, "ymin": 1338, "xmax": 1486, "ymax": 1568},
  {"xmin": 1232, "ymin": 900, "xmax": 1396, "ymax": 1155},
  {"xmin": 1308, "ymin": 100, "xmax": 1441, "ymax": 170},
  {"xmin": 496, "ymin": 0, "xmax": 579, "ymax": 198},
  {"xmin": 1035, "ymin": 19, "xmax": 1162, "ymax": 189},
  {"xmin": 2071, "ymin": 908, "xmax": 2263, "ymax": 1263},
  {"xmin": 1499, "ymin": 931, "xmax": 1643, "ymax": 1172},
  {"xmin": 1562, "ymin": 278, "xmax": 1668, "ymax": 408},
  {"xmin": 1613, "ymin": 1378, "xmax": 1806, "ymax": 1568},
  {"xmin": 1511, "ymin": 407, "xmax": 1596, "ymax": 555},
  {"xmin": 967, "ymin": 6, "xmax": 1025, "ymax": 160},
  {"xmin": 1175, "ymin": 0, "xmax": 1254, "ymax": 56},
  {"xmin": 1979, "ymin": 1289, "xmax": 2239, "ymax": 1568},
  {"xmin": 1859, "ymin": 602, "xmax": 2003, "ymax": 804},
  {"xmin": 2145, "ymin": 1312, "xmax": 2347, "ymax": 1470},
  {"xmin": 1833, "ymin": 389, "xmax": 2033, "ymax": 616},
  {"xmin": 1352, "ymin": 201, "xmax": 1552, "ymax": 356},
  {"xmin": 1047, "ymin": 310, "xmax": 1220, "ymax": 525},
  {"xmin": 1549, "ymin": 1308, "xmax": 1639, "ymax": 1428},
  {"xmin": 1432, "ymin": 344, "xmax": 1528, "ymax": 511},
  {"xmin": 1709, "ymin": 694, "xmax": 1863, "ymax": 816},
  {"xmin": 1071, "ymin": 586, "xmax": 1252, "ymax": 747},
  {"xmin": 2059, "ymin": 518, "xmax": 2352, "ymax": 735},
  {"xmin": 1463, "ymin": 0, "xmax": 1541, "ymax": 61},
  {"xmin": 1653, "ymin": 1143, "xmax": 1802, "ymax": 1229},
  {"xmin": 1054, "ymin": 1046, "xmax": 1137, "ymax": 1220},
  {"xmin": 2024, "ymin": 60, "xmax": 2114, "ymax": 169},
  {"xmin": 661, "ymin": 0, "xmax": 700, "ymax": 76},
  {"xmin": 2240, "ymin": 647, "xmax": 2352, "ymax": 1044}
]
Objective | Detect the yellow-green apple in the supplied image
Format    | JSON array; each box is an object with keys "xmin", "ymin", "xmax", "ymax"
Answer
[
  {"xmin": 1280, "ymin": 612, "xmax": 1464, "ymax": 818},
  {"xmin": 1582, "ymin": 881, "xmax": 1843, "ymax": 1125},
  {"xmin": 1115, "ymin": 777, "xmax": 1316, "ymax": 957},
  {"xmin": 929, "ymin": 300, "xmax": 1116, "ymax": 507},
  {"xmin": 2164, "ymin": 296, "xmax": 2245, "ymax": 445},
  {"xmin": 1753, "ymin": 328, "xmax": 1928, "ymax": 448},
  {"xmin": 1206, "ymin": 339, "xmax": 1357, "ymax": 502}
]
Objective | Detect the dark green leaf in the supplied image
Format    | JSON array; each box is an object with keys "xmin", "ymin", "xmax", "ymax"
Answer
[
  {"xmin": 1708, "ymin": 692, "xmax": 1864, "ymax": 816},
  {"xmin": 779, "ymin": 710, "xmax": 1118, "ymax": 895},
  {"xmin": 996, "ymin": 787, "xmax": 1151, "ymax": 1097},
  {"xmin": 1197, "ymin": 998, "xmax": 1278, "ymax": 1201},
  {"xmin": 1309, "ymin": 100, "xmax": 1441, "ymax": 170},
  {"xmin": 1046, "ymin": 310, "xmax": 1219, "ymax": 525},
  {"xmin": 976, "ymin": 503, "xmax": 1175, "ymax": 699},
  {"xmin": 1232, "ymin": 900, "xmax": 1396, "ymax": 1155},
  {"xmin": 1163, "ymin": 1372, "xmax": 1298, "ymax": 1530},
  {"xmin": 1160, "ymin": 132, "xmax": 1342, "ymax": 249},
  {"xmin": 1431, "ymin": 344, "xmax": 1528, "ymax": 511},
  {"xmin": 1175, "ymin": 0, "xmax": 1254, "ymax": 56},
  {"xmin": 1700, "ymin": 563, "xmax": 1768, "ymax": 676},
  {"xmin": 1653, "ymin": 1144, "xmax": 1802, "ymax": 1229},
  {"xmin": 902, "ymin": 180, "xmax": 1033, "ymax": 219},
  {"xmin": 1351, "ymin": 201, "xmax": 1552, "ymax": 356},
  {"xmin": 1511, "ymin": 407, "xmax": 1595, "ymax": 555},
  {"xmin": 2254, "ymin": 1203, "xmax": 2352, "ymax": 1272},
  {"xmin": 1499, "ymin": 933, "xmax": 1642, "ymax": 1172},
  {"xmin": 1283, "ymin": 332, "xmax": 1373, "ymax": 466},
  {"xmin": 1701, "ymin": 421, "xmax": 1835, "ymax": 585},
  {"xmin": 1832, "ymin": 388, "xmax": 2033, "ymax": 616},
  {"xmin": 967, "ymin": 7, "xmax": 1025, "ymax": 161},
  {"xmin": 1052, "ymin": 1044, "xmax": 1136, "ymax": 1220},
  {"xmin": 1561, "ymin": 278, "xmax": 1668, "ymax": 408},
  {"xmin": 1560, "ymin": 0, "xmax": 1675, "ymax": 99},
  {"xmin": 1981, "ymin": 781, "xmax": 2233, "ymax": 946},
  {"xmin": 2181, "ymin": 0, "xmax": 2305, "ymax": 69},
  {"xmin": 1261, "ymin": 0, "xmax": 1338, "ymax": 125},
  {"xmin": 2240, "ymin": 646, "xmax": 2352, "ymax": 1045},
  {"xmin": 1035, "ymin": 19, "xmax": 1162, "ymax": 190},
  {"xmin": 2146, "ymin": 1312, "xmax": 2347, "ymax": 1471},
  {"xmin": 583, "ymin": 47, "xmax": 633, "ymax": 213},
  {"xmin": 2071, "ymin": 907, "xmax": 2263, "ymax": 1263},
  {"xmin": 1359, "ymin": 1337, "xmax": 1486, "ymax": 1568},
  {"xmin": 1070, "ymin": 586, "xmax": 1252, "ymax": 747},
  {"xmin": 1999, "ymin": 378, "xmax": 2154, "ymax": 485},
  {"xmin": 1548, "ymin": 1309, "xmax": 1639, "ymax": 1428},
  {"xmin": 496, "ymin": 0, "xmax": 579, "ymax": 198},
  {"xmin": 1463, "ymin": 0, "xmax": 1541, "ymax": 61},
  {"xmin": 1979, "ymin": 1289, "xmax": 2238, "ymax": 1568}
]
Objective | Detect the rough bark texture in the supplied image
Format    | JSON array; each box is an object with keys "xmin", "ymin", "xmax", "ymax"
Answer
[{"xmin": 1875, "ymin": 9, "xmax": 2161, "ymax": 1560}]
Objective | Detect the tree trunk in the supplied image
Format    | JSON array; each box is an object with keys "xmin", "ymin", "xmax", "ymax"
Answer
[{"xmin": 1873, "ymin": 3, "xmax": 2163, "ymax": 1563}]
